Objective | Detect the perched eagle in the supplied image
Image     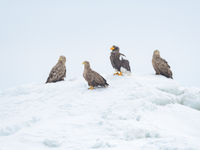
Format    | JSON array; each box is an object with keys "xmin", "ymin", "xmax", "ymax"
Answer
[
  {"xmin": 110, "ymin": 45, "xmax": 131, "ymax": 76},
  {"xmin": 46, "ymin": 56, "xmax": 66, "ymax": 83},
  {"xmin": 152, "ymin": 50, "xmax": 173, "ymax": 79},
  {"xmin": 82, "ymin": 61, "xmax": 109, "ymax": 89}
]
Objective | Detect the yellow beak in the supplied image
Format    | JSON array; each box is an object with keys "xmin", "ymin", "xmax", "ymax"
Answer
[
  {"xmin": 82, "ymin": 62, "xmax": 85, "ymax": 64},
  {"xmin": 110, "ymin": 47, "xmax": 115, "ymax": 50}
]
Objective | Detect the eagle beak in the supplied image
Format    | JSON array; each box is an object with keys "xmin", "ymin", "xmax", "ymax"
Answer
[
  {"xmin": 110, "ymin": 47, "xmax": 115, "ymax": 50},
  {"xmin": 82, "ymin": 62, "xmax": 85, "ymax": 65}
]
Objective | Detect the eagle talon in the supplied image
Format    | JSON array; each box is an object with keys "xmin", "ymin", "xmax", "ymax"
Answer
[
  {"xmin": 113, "ymin": 72, "xmax": 119, "ymax": 75},
  {"xmin": 88, "ymin": 86, "xmax": 94, "ymax": 90},
  {"xmin": 118, "ymin": 72, "xmax": 123, "ymax": 76},
  {"xmin": 113, "ymin": 72, "xmax": 122, "ymax": 76}
]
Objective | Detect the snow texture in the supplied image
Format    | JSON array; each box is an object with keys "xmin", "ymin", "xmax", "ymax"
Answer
[{"xmin": 0, "ymin": 74, "xmax": 200, "ymax": 150}]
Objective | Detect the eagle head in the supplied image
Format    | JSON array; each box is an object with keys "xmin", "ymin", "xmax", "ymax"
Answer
[
  {"xmin": 110, "ymin": 45, "xmax": 119, "ymax": 52},
  {"xmin": 82, "ymin": 61, "xmax": 90, "ymax": 69},
  {"xmin": 59, "ymin": 56, "xmax": 66, "ymax": 63},
  {"xmin": 153, "ymin": 50, "xmax": 160, "ymax": 57}
]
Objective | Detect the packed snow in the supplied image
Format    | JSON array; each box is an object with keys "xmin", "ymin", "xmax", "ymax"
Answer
[{"xmin": 0, "ymin": 74, "xmax": 200, "ymax": 150}]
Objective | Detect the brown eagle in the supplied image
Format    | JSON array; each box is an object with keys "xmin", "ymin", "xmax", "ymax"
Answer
[
  {"xmin": 152, "ymin": 50, "xmax": 173, "ymax": 79},
  {"xmin": 46, "ymin": 56, "xmax": 66, "ymax": 83},
  {"xmin": 110, "ymin": 45, "xmax": 131, "ymax": 76},
  {"xmin": 82, "ymin": 61, "xmax": 109, "ymax": 90}
]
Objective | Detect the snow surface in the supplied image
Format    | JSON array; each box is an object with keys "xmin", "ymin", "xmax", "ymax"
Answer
[{"xmin": 0, "ymin": 74, "xmax": 200, "ymax": 150}]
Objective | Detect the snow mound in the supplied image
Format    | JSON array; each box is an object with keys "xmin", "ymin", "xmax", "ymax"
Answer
[{"xmin": 0, "ymin": 74, "xmax": 200, "ymax": 150}]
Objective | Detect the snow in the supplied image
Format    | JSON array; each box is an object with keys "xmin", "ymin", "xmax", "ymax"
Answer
[{"xmin": 0, "ymin": 74, "xmax": 200, "ymax": 150}]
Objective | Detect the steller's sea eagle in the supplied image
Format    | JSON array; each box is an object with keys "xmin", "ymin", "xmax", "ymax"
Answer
[{"xmin": 110, "ymin": 45, "xmax": 131, "ymax": 76}]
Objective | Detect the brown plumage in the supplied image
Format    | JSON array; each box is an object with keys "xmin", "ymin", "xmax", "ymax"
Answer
[
  {"xmin": 110, "ymin": 45, "xmax": 131, "ymax": 76},
  {"xmin": 82, "ymin": 61, "xmax": 109, "ymax": 89},
  {"xmin": 46, "ymin": 56, "xmax": 66, "ymax": 83},
  {"xmin": 152, "ymin": 50, "xmax": 173, "ymax": 79}
]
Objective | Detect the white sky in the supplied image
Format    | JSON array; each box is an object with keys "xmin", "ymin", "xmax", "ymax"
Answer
[{"xmin": 0, "ymin": 0, "xmax": 200, "ymax": 90}]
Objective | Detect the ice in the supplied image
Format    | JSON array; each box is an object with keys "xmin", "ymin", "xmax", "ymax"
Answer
[
  {"xmin": 43, "ymin": 139, "xmax": 62, "ymax": 148},
  {"xmin": 0, "ymin": 74, "xmax": 200, "ymax": 150},
  {"xmin": 181, "ymin": 88, "xmax": 200, "ymax": 110}
]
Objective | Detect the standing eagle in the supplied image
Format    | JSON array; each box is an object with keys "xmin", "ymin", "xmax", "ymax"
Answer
[
  {"xmin": 152, "ymin": 50, "xmax": 173, "ymax": 79},
  {"xmin": 46, "ymin": 56, "xmax": 66, "ymax": 83},
  {"xmin": 82, "ymin": 61, "xmax": 109, "ymax": 89},
  {"xmin": 110, "ymin": 45, "xmax": 131, "ymax": 76}
]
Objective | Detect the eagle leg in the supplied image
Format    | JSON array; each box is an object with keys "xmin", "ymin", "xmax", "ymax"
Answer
[{"xmin": 88, "ymin": 86, "xmax": 94, "ymax": 90}]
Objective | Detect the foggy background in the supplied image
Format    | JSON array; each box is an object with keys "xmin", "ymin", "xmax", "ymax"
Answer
[{"xmin": 0, "ymin": 0, "xmax": 200, "ymax": 90}]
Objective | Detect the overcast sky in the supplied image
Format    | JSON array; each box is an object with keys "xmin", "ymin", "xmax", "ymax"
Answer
[{"xmin": 0, "ymin": 0, "xmax": 200, "ymax": 90}]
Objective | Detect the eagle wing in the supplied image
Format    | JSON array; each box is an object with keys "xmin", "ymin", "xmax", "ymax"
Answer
[
  {"xmin": 46, "ymin": 63, "xmax": 66, "ymax": 83},
  {"xmin": 121, "ymin": 58, "xmax": 131, "ymax": 72},
  {"xmin": 161, "ymin": 58, "xmax": 171, "ymax": 68},
  {"xmin": 86, "ymin": 70, "xmax": 108, "ymax": 87},
  {"xmin": 157, "ymin": 57, "xmax": 172, "ymax": 78},
  {"xmin": 119, "ymin": 53, "xmax": 131, "ymax": 72},
  {"xmin": 93, "ymin": 71, "xmax": 108, "ymax": 86}
]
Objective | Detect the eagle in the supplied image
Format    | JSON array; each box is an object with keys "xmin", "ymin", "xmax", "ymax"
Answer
[
  {"xmin": 110, "ymin": 45, "xmax": 131, "ymax": 76},
  {"xmin": 46, "ymin": 56, "xmax": 66, "ymax": 83},
  {"xmin": 152, "ymin": 50, "xmax": 173, "ymax": 79},
  {"xmin": 82, "ymin": 61, "xmax": 109, "ymax": 89}
]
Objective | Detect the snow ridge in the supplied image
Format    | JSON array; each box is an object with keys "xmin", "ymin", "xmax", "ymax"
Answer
[{"xmin": 0, "ymin": 74, "xmax": 200, "ymax": 150}]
